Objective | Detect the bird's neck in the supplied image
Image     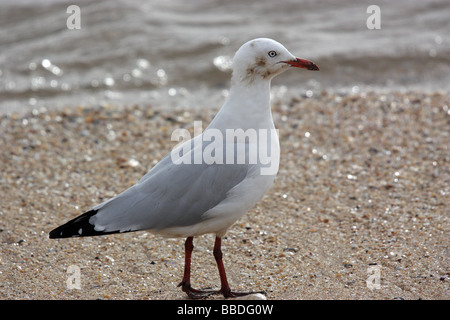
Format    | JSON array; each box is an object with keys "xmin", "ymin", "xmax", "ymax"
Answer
[{"xmin": 208, "ymin": 79, "xmax": 273, "ymax": 131}]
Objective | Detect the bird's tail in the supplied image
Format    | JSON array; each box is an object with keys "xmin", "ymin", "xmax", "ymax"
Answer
[{"xmin": 49, "ymin": 209, "xmax": 119, "ymax": 239}]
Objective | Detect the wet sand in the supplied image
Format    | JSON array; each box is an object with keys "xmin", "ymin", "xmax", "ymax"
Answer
[{"xmin": 0, "ymin": 90, "xmax": 448, "ymax": 299}]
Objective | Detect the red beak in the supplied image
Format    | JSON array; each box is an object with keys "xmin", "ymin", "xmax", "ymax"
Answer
[{"xmin": 283, "ymin": 58, "xmax": 319, "ymax": 71}]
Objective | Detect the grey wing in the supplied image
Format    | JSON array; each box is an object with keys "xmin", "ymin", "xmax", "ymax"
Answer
[{"xmin": 90, "ymin": 144, "xmax": 250, "ymax": 233}]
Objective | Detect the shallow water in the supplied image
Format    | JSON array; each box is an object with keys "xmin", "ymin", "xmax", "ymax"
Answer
[{"xmin": 1, "ymin": 0, "xmax": 449, "ymax": 113}]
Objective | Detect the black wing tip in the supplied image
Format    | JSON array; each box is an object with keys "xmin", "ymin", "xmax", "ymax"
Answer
[{"xmin": 49, "ymin": 209, "xmax": 114, "ymax": 239}]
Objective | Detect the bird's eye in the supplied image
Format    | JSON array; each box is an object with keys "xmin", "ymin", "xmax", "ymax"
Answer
[{"xmin": 268, "ymin": 51, "xmax": 277, "ymax": 58}]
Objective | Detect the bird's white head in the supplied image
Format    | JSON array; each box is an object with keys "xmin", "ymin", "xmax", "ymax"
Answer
[{"xmin": 231, "ymin": 38, "xmax": 319, "ymax": 85}]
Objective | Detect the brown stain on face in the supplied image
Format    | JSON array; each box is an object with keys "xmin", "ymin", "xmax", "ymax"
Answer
[
  {"xmin": 255, "ymin": 57, "xmax": 266, "ymax": 67},
  {"xmin": 262, "ymin": 70, "xmax": 273, "ymax": 79},
  {"xmin": 244, "ymin": 56, "xmax": 275, "ymax": 82}
]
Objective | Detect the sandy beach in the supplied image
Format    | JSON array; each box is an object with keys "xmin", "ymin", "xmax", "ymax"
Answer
[{"xmin": 0, "ymin": 90, "xmax": 448, "ymax": 300}]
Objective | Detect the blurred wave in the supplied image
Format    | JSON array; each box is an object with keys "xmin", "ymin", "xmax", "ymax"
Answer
[{"xmin": 0, "ymin": 0, "xmax": 449, "ymax": 113}]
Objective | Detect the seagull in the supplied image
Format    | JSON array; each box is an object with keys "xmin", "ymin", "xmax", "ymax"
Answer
[{"xmin": 49, "ymin": 38, "xmax": 319, "ymax": 299}]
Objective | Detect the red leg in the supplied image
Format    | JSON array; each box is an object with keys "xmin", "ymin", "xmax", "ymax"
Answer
[
  {"xmin": 178, "ymin": 236, "xmax": 194, "ymax": 292},
  {"xmin": 178, "ymin": 236, "xmax": 217, "ymax": 299},
  {"xmin": 213, "ymin": 236, "xmax": 265, "ymax": 298}
]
